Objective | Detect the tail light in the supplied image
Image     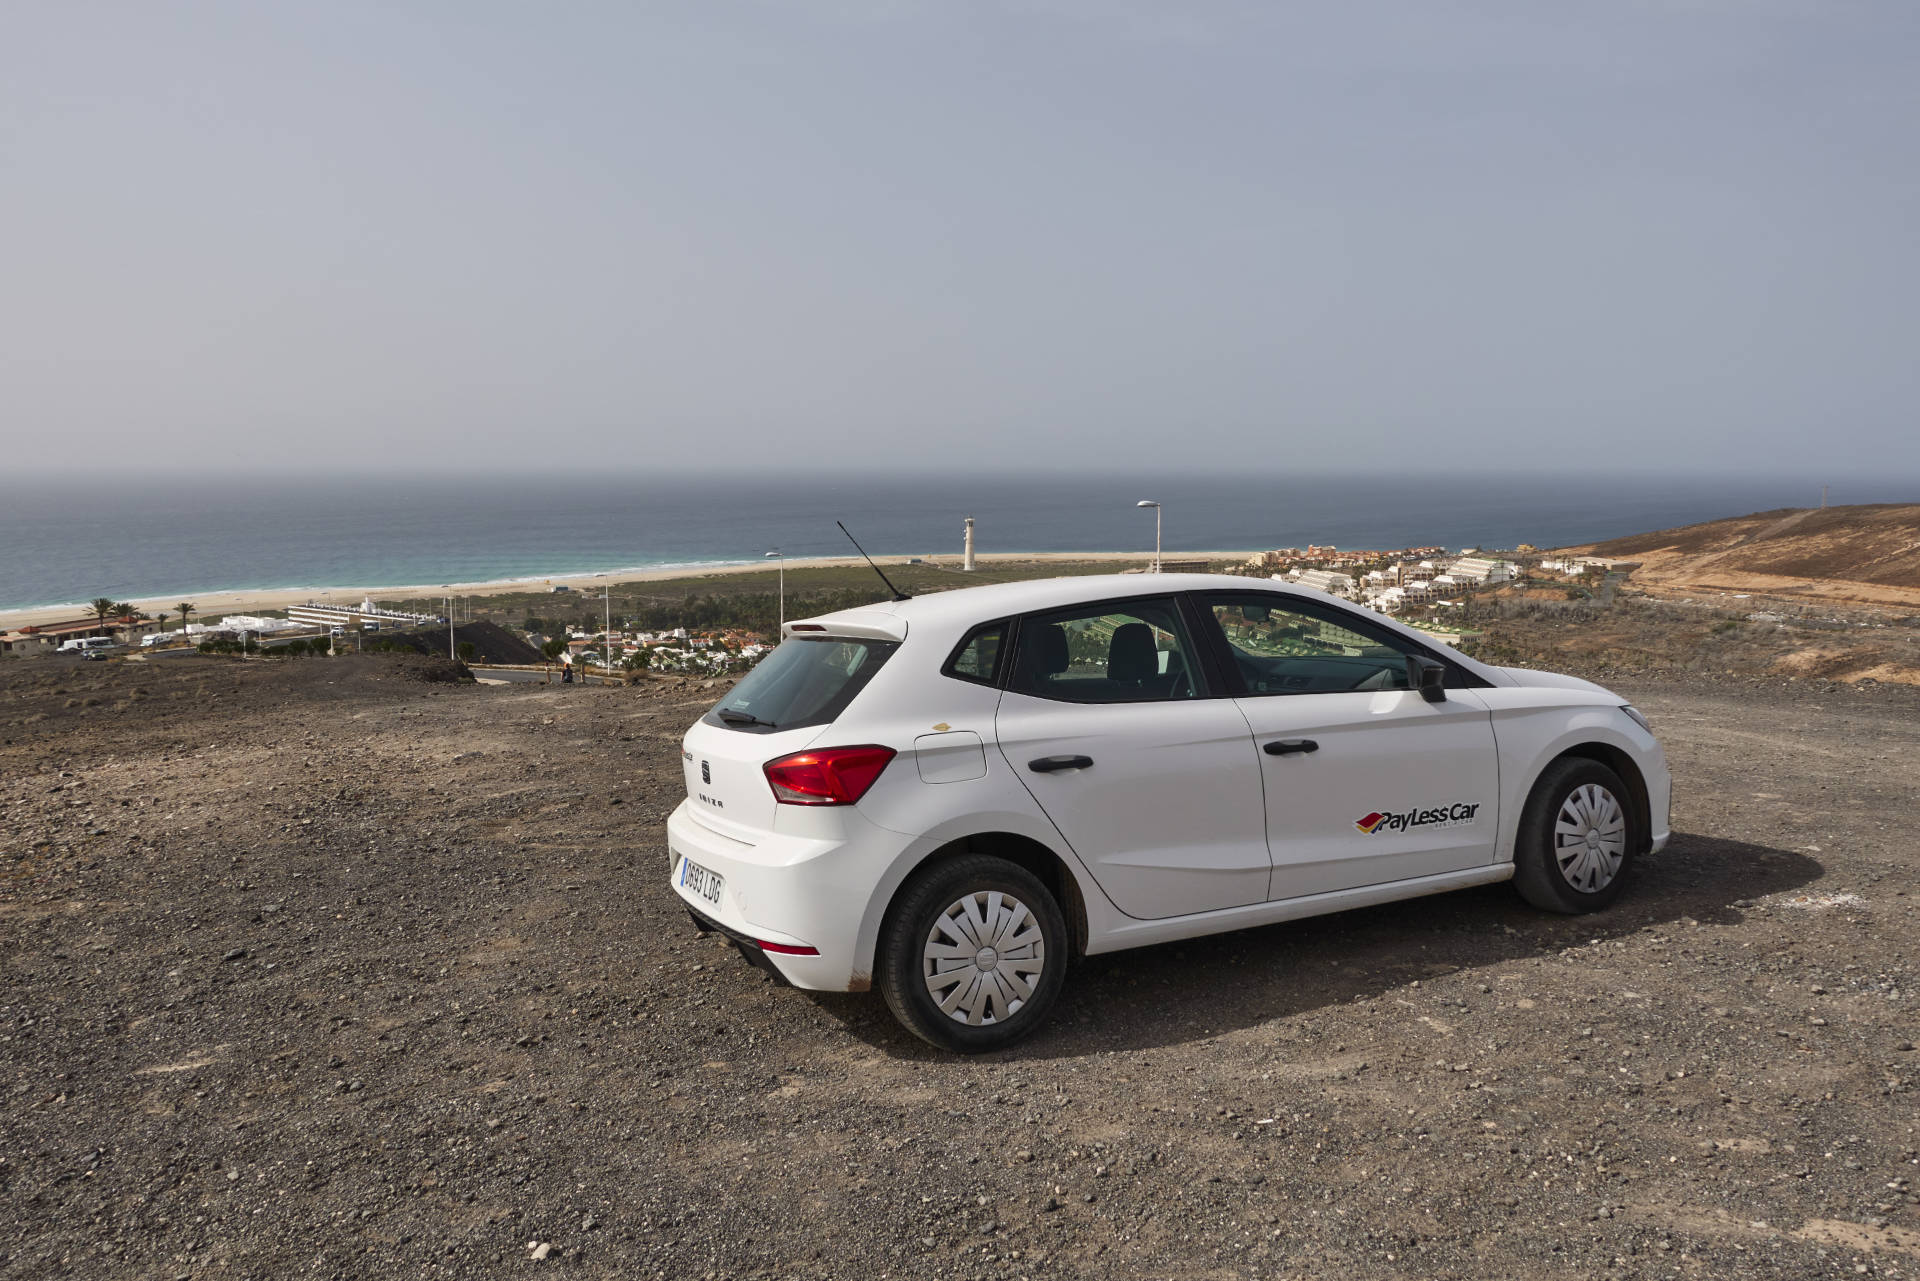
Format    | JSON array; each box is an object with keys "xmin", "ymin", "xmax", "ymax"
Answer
[{"xmin": 764, "ymin": 745, "xmax": 896, "ymax": 806}]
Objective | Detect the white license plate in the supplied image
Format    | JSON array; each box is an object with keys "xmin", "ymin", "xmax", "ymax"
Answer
[{"xmin": 679, "ymin": 856, "xmax": 723, "ymax": 906}]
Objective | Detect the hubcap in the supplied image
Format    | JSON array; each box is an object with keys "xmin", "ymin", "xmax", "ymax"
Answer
[
  {"xmin": 922, "ymin": 890, "xmax": 1045, "ymax": 1026},
  {"xmin": 1554, "ymin": 782, "xmax": 1627, "ymax": 893}
]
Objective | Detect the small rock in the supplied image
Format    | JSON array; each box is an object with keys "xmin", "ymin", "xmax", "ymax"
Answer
[
  {"xmin": 221, "ymin": 948, "xmax": 248, "ymax": 962},
  {"xmin": 529, "ymin": 1242, "xmax": 552, "ymax": 1261}
]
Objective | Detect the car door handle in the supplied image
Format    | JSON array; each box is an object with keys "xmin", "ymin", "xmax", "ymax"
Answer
[
  {"xmin": 1028, "ymin": 755, "xmax": 1094, "ymax": 773},
  {"xmin": 1263, "ymin": 738, "xmax": 1318, "ymax": 756}
]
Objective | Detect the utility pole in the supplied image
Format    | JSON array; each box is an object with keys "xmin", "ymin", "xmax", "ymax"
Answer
[
  {"xmin": 603, "ymin": 580, "xmax": 611, "ymax": 686},
  {"xmin": 1821, "ymin": 484, "xmax": 1829, "ymax": 510},
  {"xmin": 447, "ymin": 592, "xmax": 455, "ymax": 661}
]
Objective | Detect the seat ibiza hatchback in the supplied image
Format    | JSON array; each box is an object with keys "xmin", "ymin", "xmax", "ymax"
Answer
[{"xmin": 668, "ymin": 574, "xmax": 1669, "ymax": 1051}]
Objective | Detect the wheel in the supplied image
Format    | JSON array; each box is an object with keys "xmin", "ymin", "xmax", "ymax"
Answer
[
  {"xmin": 1512, "ymin": 758, "xmax": 1634, "ymax": 914},
  {"xmin": 878, "ymin": 855, "xmax": 1069, "ymax": 1053}
]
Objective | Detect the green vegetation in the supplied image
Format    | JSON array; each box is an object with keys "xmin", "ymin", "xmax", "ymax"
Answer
[{"xmin": 462, "ymin": 559, "xmax": 1194, "ymax": 640}]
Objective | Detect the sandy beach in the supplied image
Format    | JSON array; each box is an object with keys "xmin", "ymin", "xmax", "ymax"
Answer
[{"xmin": 0, "ymin": 550, "xmax": 1263, "ymax": 633}]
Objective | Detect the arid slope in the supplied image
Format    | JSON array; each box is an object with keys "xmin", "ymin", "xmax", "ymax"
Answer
[{"xmin": 1567, "ymin": 504, "xmax": 1920, "ymax": 609}]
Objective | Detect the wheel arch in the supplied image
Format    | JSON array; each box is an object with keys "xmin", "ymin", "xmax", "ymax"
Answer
[
  {"xmin": 873, "ymin": 831, "xmax": 1090, "ymax": 967},
  {"xmin": 1539, "ymin": 742, "xmax": 1652, "ymax": 856}
]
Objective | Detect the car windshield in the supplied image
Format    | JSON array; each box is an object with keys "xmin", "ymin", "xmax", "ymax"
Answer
[{"xmin": 704, "ymin": 636, "xmax": 899, "ymax": 733}]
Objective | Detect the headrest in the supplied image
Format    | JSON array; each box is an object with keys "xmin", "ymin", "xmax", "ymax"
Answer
[
  {"xmin": 1107, "ymin": 622, "xmax": 1158, "ymax": 683},
  {"xmin": 1032, "ymin": 623, "xmax": 1069, "ymax": 676}
]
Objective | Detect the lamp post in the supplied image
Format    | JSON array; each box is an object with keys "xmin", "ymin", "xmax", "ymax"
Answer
[
  {"xmin": 444, "ymin": 588, "xmax": 454, "ymax": 661},
  {"xmin": 599, "ymin": 575, "xmax": 611, "ymax": 685},
  {"xmin": 765, "ymin": 550, "xmax": 785, "ymax": 633},
  {"xmin": 1137, "ymin": 500, "xmax": 1162, "ymax": 573}
]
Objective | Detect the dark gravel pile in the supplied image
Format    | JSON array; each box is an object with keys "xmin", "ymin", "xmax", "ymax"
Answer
[{"xmin": 2, "ymin": 652, "xmax": 1917, "ymax": 1279}]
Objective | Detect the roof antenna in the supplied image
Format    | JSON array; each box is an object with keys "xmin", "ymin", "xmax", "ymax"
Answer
[{"xmin": 837, "ymin": 520, "xmax": 910, "ymax": 601}]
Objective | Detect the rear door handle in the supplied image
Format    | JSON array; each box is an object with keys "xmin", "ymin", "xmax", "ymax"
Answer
[
  {"xmin": 1263, "ymin": 738, "xmax": 1318, "ymax": 756},
  {"xmin": 1028, "ymin": 755, "xmax": 1094, "ymax": 773}
]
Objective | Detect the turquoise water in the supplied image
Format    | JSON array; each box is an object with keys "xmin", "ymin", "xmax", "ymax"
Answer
[{"xmin": 1, "ymin": 470, "xmax": 1910, "ymax": 611}]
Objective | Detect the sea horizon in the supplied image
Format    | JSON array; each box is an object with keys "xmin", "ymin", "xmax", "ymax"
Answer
[{"xmin": 4, "ymin": 468, "xmax": 1914, "ymax": 615}]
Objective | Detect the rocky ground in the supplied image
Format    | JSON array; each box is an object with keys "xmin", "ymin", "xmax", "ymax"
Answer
[{"xmin": 2, "ymin": 651, "xmax": 1918, "ymax": 1281}]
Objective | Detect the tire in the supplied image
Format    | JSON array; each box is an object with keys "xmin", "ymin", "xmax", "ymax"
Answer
[
  {"xmin": 878, "ymin": 855, "xmax": 1069, "ymax": 1053},
  {"xmin": 1512, "ymin": 757, "xmax": 1635, "ymax": 914}
]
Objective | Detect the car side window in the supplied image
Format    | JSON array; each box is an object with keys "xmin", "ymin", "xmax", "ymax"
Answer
[
  {"xmin": 1198, "ymin": 592, "xmax": 1438, "ymax": 696},
  {"xmin": 1009, "ymin": 598, "xmax": 1202, "ymax": 703},
  {"xmin": 943, "ymin": 621, "xmax": 1006, "ymax": 686}
]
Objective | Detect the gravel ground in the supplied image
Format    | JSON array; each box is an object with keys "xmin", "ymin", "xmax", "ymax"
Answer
[{"xmin": 2, "ymin": 652, "xmax": 1918, "ymax": 1281}]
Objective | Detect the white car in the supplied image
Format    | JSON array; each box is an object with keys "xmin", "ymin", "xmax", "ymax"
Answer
[{"xmin": 668, "ymin": 574, "xmax": 1670, "ymax": 1051}]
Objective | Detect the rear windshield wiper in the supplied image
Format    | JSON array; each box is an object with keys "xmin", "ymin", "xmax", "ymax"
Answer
[{"xmin": 716, "ymin": 708, "xmax": 775, "ymax": 728}]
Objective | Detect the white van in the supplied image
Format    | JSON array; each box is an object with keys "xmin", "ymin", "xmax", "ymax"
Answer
[{"xmin": 58, "ymin": 637, "xmax": 116, "ymax": 656}]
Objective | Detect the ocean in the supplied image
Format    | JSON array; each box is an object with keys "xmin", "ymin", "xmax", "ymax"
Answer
[{"xmin": 1, "ymin": 470, "xmax": 1912, "ymax": 612}]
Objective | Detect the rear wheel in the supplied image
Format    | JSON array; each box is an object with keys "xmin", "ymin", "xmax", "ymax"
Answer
[
  {"xmin": 1513, "ymin": 758, "xmax": 1634, "ymax": 914},
  {"xmin": 878, "ymin": 855, "xmax": 1068, "ymax": 1053}
]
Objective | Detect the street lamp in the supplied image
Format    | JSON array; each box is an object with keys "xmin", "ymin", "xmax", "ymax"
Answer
[
  {"xmin": 443, "ymin": 587, "xmax": 454, "ymax": 660},
  {"xmin": 1137, "ymin": 500, "xmax": 1162, "ymax": 573},
  {"xmin": 598, "ymin": 574, "xmax": 611, "ymax": 685},
  {"xmin": 765, "ymin": 550, "xmax": 784, "ymax": 633}
]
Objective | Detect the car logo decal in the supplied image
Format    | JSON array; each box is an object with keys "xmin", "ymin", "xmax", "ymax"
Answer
[{"xmin": 1356, "ymin": 803, "xmax": 1480, "ymax": 834}]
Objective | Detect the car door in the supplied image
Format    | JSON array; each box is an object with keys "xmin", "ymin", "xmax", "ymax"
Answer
[
  {"xmin": 993, "ymin": 595, "xmax": 1271, "ymax": 921},
  {"xmin": 1194, "ymin": 591, "xmax": 1501, "ymax": 900}
]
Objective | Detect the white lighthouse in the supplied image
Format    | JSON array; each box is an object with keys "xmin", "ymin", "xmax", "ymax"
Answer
[{"xmin": 963, "ymin": 516, "xmax": 976, "ymax": 572}]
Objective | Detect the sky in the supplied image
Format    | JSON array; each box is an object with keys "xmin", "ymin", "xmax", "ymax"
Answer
[{"xmin": 3, "ymin": 1, "xmax": 1917, "ymax": 477}]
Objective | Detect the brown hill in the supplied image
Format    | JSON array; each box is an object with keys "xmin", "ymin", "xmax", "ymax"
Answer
[{"xmin": 1566, "ymin": 503, "xmax": 1920, "ymax": 609}]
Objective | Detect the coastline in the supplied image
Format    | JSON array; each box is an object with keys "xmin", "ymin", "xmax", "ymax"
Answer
[{"xmin": 0, "ymin": 550, "xmax": 1262, "ymax": 633}]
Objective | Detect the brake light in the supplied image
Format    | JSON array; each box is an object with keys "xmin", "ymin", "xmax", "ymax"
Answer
[{"xmin": 763, "ymin": 745, "xmax": 896, "ymax": 806}]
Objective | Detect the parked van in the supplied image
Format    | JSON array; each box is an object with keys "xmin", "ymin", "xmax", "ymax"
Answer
[{"xmin": 58, "ymin": 637, "xmax": 116, "ymax": 655}]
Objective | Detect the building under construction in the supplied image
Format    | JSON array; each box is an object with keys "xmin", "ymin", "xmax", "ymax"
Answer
[{"xmin": 285, "ymin": 597, "xmax": 442, "ymax": 630}]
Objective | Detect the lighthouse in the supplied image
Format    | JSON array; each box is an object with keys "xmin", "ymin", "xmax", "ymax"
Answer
[{"xmin": 963, "ymin": 516, "xmax": 976, "ymax": 572}]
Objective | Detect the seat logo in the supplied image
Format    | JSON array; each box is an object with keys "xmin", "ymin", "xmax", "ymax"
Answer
[
  {"xmin": 701, "ymin": 760, "xmax": 711, "ymax": 784},
  {"xmin": 1357, "ymin": 803, "xmax": 1479, "ymax": 835}
]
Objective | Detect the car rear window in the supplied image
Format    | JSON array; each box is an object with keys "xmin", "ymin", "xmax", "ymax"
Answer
[
  {"xmin": 704, "ymin": 636, "xmax": 900, "ymax": 733},
  {"xmin": 943, "ymin": 621, "xmax": 1007, "ymax": 686}
]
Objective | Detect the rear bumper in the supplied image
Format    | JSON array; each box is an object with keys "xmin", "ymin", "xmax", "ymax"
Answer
[
  {"xmin": 685, "ymin": 904, "xmax": 795, "ymax": 985},
  {"xmin": 665, "ymin": 801, "xmax": 881, "ymax": 991}
]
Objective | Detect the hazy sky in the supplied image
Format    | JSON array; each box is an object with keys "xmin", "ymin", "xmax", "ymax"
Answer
[{"xmin": 4, "ymin": 1, "xmax": 1916, "ymax": 476}]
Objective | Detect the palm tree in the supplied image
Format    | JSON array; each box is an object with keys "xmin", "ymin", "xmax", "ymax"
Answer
[
  {"xmin": 89, "ymin": 597, "xmax": 117, "ymax": 635},
  {"xmin": 177, "ymin": 602, "xmax": 196, "ymax": 634}
]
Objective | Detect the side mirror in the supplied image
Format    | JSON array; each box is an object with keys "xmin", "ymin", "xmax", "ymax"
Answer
[{"xmin": 1407, "ymin": 655, "xmax": 1448, "ymax": 703}]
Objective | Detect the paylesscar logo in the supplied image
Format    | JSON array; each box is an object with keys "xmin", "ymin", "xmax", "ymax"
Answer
[{"xmin": 1356, "ymin": 802, "xmax": 1480, "ymax": 835}]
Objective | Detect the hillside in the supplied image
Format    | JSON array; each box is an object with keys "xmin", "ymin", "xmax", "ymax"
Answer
[
  {"xmin": 1567, "ymin": 503, "xmax": 1920, "ymax": 609},
  {"xmin": 376, "ymin": 619, "xmax": 543, "ymax": 664}
]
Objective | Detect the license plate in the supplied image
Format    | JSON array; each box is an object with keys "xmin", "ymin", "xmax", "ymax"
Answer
[{"xmin": 679, "ymin": 856, "xmax": 723, "ymax": 905}]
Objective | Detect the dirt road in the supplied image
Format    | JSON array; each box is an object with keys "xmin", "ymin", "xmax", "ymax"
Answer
[{"xmin": 2, "ymin": 655, "xmax": 1917, "ymax": 1279}]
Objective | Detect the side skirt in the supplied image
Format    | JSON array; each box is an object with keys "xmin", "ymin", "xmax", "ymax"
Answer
[{"xmin": 1084, "ymin": 863, "xmax": 1516, "ymax": 956}]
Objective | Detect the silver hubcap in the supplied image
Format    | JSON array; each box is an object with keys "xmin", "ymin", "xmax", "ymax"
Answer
[
  {"xmin": 1554, "ymin": 783, "xmax": 1627, "ymax": 893},
  {"xmin": 923, "ymin": 890, "xmax": 1045, "ymax": 1026}
]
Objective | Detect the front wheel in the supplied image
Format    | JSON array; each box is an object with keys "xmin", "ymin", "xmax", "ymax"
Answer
[
  {"xmin": 878, "ymin": 855, "xmax": 1069, "ymax": 1053},
  {"xmin": 1512, "ymin": 758, "xmax": 1635, "ymax": 914}
]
